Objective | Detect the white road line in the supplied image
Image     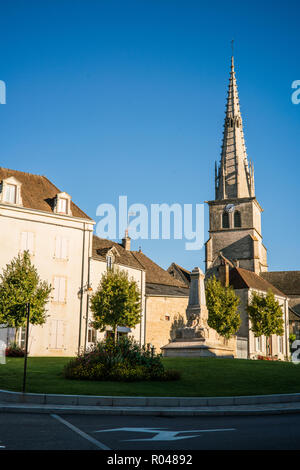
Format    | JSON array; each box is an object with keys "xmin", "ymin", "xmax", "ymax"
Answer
[{"xmin": 51, "ymin": 414, "xmax": 111, "ymax": 450}]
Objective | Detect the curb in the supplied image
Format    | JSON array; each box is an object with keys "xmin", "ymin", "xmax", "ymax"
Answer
[
  {"xmin": 1, "ymin": 389, "xmax": 300, "ymax": 407},
  {"xmin": 1, "ymin": 402, "xmax": 300, "ymax": 416}
]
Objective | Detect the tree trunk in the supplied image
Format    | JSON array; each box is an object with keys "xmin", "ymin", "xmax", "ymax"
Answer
[{"xmin": 114, "ymin": 325, "xmax": 118, "ymax": 345}]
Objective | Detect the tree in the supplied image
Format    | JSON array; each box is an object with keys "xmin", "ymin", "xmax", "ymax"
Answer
[
  {"xmin": 247, "ymin": 289, "xmax": 284, "ymax": 340},
  {"xmin": 0, "ymin": 251, "xmax": 52, "ymax": 341},
  {"xmin": 90, "ymin": 268, "xmax": 142, "ymax": 343},
  {"xmin": 205, "ymin": 276, "xmax": 241, "ymax": 339}
]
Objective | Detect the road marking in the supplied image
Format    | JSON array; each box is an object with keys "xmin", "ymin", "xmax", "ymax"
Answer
[
  {"xmin": 51, "ymin": 414, "xmax": 110, "ymax": 450},
  {"xmin": 95, "ymin": 427, "xmax": 236, "ymax": 442}
]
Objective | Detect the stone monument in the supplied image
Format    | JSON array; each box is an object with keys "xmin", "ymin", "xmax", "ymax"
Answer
[{"xmin": 162, "ymin": 267, "xmax": 236, "ymax": 357}]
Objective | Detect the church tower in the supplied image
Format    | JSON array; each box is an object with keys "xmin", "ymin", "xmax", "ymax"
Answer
[{"xmin": 205, "ymin": 55, "xmax": 268, "ymax": 275}]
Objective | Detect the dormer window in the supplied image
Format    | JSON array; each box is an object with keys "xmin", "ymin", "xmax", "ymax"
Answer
[
  {"xmin": 5, "ymin": 184, "xmax": 17, "ymax": 203},
  {"xmin": 0, "ymin": 177, "xmax": 23, "ymax": 206},
  {"xmin": 57, "ymin": 198, "xmax": 68, "ymax": 214},
  {"xmin": 54, "ymin": 192, "xmax": 72, "ymax": 216}
]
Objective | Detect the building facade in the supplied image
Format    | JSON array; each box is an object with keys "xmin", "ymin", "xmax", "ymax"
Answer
[{"xmin": 0, "ymin": 168, "xmax": 188, "ymax": 355}]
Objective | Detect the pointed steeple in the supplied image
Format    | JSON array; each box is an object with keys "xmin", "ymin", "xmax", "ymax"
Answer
[{"xmin": 215, "ymin": 55, "xmax": 255, "ymax": 200}]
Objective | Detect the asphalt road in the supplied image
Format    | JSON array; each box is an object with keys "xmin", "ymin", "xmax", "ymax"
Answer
[{"xmin": 0, "ymin": 412, "xmax": 300, "ymax": 450}]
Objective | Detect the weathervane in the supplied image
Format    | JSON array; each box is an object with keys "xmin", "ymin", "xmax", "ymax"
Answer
[{"xmin": 231, "ymin": 39, "xmax": 234, "ymax": 56}]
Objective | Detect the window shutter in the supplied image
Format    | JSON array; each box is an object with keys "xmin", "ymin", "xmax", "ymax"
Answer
[
  {"xmin": 59, "ymin": 277, "xmax": 66, "ymax": 302},
  {"xmin": 55, "ymin": 236, "xmax": 61, "ymax": 258},
  {"xmin": 56, "ymin": 320, "xmax": 65, "ymax": 349},
  {"xmin": 61, "ymin": 238, "xmax": 68, "ymax": 259},
  {"xmin": 27, "ymin": 232, "xmax": 34, "ymax": 253},
  {"xmin": 21, "ymin": 232, "xmax": 27, "ymax": 251},
  {"xmin": 49, "ymin": 320, "xmax": 57, "ymax": 349},
  {"xmin": 53, "ymin": 277, "xmax": 59, "ymax": 302}
]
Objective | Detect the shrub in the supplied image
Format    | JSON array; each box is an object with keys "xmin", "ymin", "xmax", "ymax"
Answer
[
  {"xmin": 64, "ymin": 336, "xmax": 180, "ymax": 382},
  {"xmin": 5, "ymin": 342, "xmax": 25, "ymax": 357}
]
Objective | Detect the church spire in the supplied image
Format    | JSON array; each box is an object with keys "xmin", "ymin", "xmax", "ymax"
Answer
[{"xmin": 215, "ymin": 54, "xmax": 255, "ymax": 200}]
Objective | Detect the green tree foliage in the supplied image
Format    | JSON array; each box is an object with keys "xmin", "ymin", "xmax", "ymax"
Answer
[
  {"xmin": 0, "ymin": 251, "xmax": 52, "ymax": 339},
  {"xmin": 205, "ymin": 275, "xmax": 241, "ymax": 339},
  {"xmin": 90, "ymin": 268, "xmax": 142, "ymax": 343},
  {"xmin": 247, "ymin": 289, "xmax": 284, "ymax": 338}
]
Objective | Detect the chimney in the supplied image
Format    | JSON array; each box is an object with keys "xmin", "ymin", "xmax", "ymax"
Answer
[
  {"xmin": 218, "ymin": 261, "xmax": 230, "ymax": 287},
  {"xmin": 122, "ymin": 229, "xmax": 131, "ymax": 251}
]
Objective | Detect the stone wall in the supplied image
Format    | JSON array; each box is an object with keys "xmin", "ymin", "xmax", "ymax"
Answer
[{"xmin": 145, "ymin": 295, "xmax": 189, "ymax": 352}]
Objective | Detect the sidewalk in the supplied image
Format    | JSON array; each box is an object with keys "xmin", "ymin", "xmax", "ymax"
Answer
[{"xmin": 1, "ymin": 389, "xmax": 300, "ymax": 416}]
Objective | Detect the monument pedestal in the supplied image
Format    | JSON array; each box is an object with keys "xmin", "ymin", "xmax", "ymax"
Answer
[{"xmin": 161, "ymin": 267, "xmax": 236, "ymax": 358}]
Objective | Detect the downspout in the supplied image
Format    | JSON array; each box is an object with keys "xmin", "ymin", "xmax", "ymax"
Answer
[
  {"xmin": 83, "ymin": 230, "xmax": 92, "ymax": 353},
  {"xmin": 139, "ymin": 269, "xmax": 144, "ymax": 346},
  {"xmin": 78, "ymin": 223, "xmax": 86, "ymax": 355},
  {"xmin": 285, "ymin": 297, "xmax": 289, "ymax": 360}
]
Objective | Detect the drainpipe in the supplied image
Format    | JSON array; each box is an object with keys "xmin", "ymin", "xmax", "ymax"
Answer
[
  {"xmin": 78, "ymin": 224, "xmax": 86, "ymax": 355},
  {"xmin": 84, "ymin": 231, "xmax": 92, "ymax": 353},
  {"xmin": 139, "ymin": 270, "xmax": 144, "ymax": 346}
]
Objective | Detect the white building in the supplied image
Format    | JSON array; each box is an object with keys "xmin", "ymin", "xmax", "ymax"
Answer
[{"xmin": 0, "ymin": 167, "xmax": 188, "ymax": 356}]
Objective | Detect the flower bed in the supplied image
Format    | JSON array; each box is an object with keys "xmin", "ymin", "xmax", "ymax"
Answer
[
  {"xmin": 64, "ymin": 337, "xmax": 180, "ymax": 382},
  {"xmin": 257, "ymin": 355, "xmax": 279, "ymax": 361},
  {"xmin": 5, "ymin": 342, "xmax": 25, "ymax": 357}
]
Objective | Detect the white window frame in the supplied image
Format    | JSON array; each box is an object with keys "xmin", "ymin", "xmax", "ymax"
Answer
[
  {"xmin": 4, "ymin": 184, "xmax": 17, "ymax": 203},
  {"xmin": 55, "ymin": 192, "xmax": 72, "ymax": 216},
  {"xmin": 0, "ymin": 177, "xmax": 23, "ymax": 206},
  {"xmin": 255, "ymin": 336, "xmax": 262, "ymax": 352}
]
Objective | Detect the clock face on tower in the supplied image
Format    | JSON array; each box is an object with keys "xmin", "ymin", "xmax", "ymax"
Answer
[{"xmin": 225, "ymin": 204, "xmax": 235, "ymax": 213}]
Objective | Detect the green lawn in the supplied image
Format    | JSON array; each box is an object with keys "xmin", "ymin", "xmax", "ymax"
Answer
[{"xmin": 0, "ymin": 357, "xmax": 299, "ymax": 397}]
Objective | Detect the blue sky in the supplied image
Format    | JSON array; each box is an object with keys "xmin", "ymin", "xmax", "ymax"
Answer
[{"xmin": 0, "ymin": 0, "xmax": 299, "ymax": 272}]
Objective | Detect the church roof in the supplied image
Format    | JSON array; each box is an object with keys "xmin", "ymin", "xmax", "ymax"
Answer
[
  {"xmin": 0, "ymin": 167, "xmax": 91, "ymax": 220},
  {"xmin": 260, "ymin": 271, "xmax": 300, "ymax": 296},
  {"xmin": 229, "ymin": 267, "xmax": 286, "ymax": 298},
  {"xmin": 215, "ymin": 57, "xmax": 255, "ymax": 200}
]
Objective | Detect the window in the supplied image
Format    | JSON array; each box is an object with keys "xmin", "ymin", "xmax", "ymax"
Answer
[
  {"xmin": 222, "ymin": 212, "xmax": 229, "ymax": 228},
  {"xmin": 88, "ymin": 328, "xmax": 97, "ymax": 343},
  {"xmin": 53, "ymin": 276, "xmax": 67, "ymax": 303},
  {"xmin": 49, "ymin": 320, "xmax": 66, "ymax": 349},
  {"xmin": 234, "ymin": 211, "xmax": 241, "ymax": 228},
  {"xmin": 16, "ymin": 327, "xmax": 26, "ymax": 349},
  {"xmin": 57, "ymin": 198, "xmax": 68, "ymax": 213},
  {"xmin": 55, "ymin": 236, "xmax": 69, "ymax": 260},
  {"xmin": 106, "ymin": 255, "xmax": 113, "ymax": 270},
  {"xmin": 4, "ymin": 184, "xmax": 17, "ymax": 203},
  {"xmin": 165, "ymin": 315, "xmax": 170, "ymax": 321},
  {"xmin": 278, "ymin": 336, "xmax": 283, "ymax": 354},
  {"xmin": 255, "ymin": 336, "xmax": 262, "ymax": 351},
  {"xmin": 20, "ymin": 232, "xmax": 34, "ymax": 254}
]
